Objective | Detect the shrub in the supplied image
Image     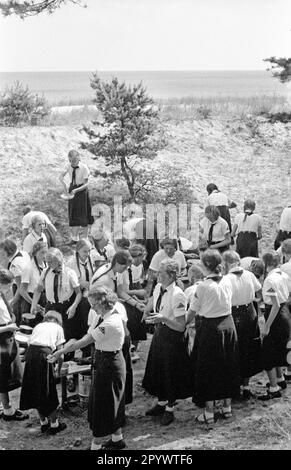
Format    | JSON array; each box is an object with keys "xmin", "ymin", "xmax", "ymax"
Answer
[{"xmin": 0, "ymin": 81, "xmax": 51, "ymax": 126}]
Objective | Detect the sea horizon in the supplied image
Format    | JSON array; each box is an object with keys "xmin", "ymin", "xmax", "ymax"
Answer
[{"xmin": 0, "ymin": 70, "xmax": 288, "ymax": 104}]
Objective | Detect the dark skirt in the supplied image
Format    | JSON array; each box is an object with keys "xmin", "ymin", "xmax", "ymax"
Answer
[
  {"xmin": 43, "ymin": 225, "xmax": 57, "ymax": 248},
  {"xmin": 217, "ymin": 205, "xmax": 232, "ymax": 231},
  {"xmin": 274, "ymin": 230, "xmax": 291, "ymax": 251},
  {"xmin": 88, "ymin": 349, "xmax": 126, "ymax": 437},
  {"xmin": 125, "ymin": 303, "xmax": 147, "ymax": 342},
  {"xmin": 262, "ymin": 303, "xmax": 291, "ymax": 370},
  {"xmin": 45, "ymin": 294, "xmax": 76, "ymax": 341},
  {"xmin": 194, "ymin": 315, "xmax": 240, "ymax": 402},
  {"xmin": 0, "ymin": 332, "xmax": 22, "ymax": 393},
  {"xmin": 232, "ymin": 304, "xmax": 263, "ymax": 380},
  {"xmin": 236, "ymin": 232, "xmax": 258, "ymax": 258},
  {"xmin": 20, "ymin": 345, "xmax": 59, "ymax": 416},
  {"xmin": 142, "ymin": 323, "xmax": 193, "ymax": 403},
  {"xmin": 12, "ymin": 284, "xmax": 22, "ymax": 326},
  {"xmin": 68, "ymin": 183, "xmax": 94, "ymax": 227},
  {"xmin": 66, "ymin": 296, "xmax": 90, "ymax": 340},
  {"xmin": 209, "ymin": 241, "xmax": 229, "ymax": 254},
  {"xmin": 122, "ymin": 335, "xmax": 133, "ymax": 405}
]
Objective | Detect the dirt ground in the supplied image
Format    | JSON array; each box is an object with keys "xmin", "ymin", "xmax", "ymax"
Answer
[{"xmin": 1, "ymin": 336, "xmax": 291, "ymax": 451}]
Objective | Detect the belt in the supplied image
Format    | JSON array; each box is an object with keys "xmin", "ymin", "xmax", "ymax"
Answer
[
  {"xmin": 47, "ymin": 298, "xmax": 72, "ymax": 305},
  {"xmin": 95, "ymin": 349, "xmax": 120, "ymax": 355},
  {"xmin": 232, "ymin": 303, "xmax": 252, "ymax": 309}
]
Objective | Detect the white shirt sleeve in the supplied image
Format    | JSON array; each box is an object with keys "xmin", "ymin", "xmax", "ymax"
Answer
[
  {"xmin": 56, "ymin": 326, "xmax": 66, "ymax": 347},
  {"xmin": 69, "ymin": 269, "xmax": 80, "ymax": 289},
  {"xmin": 189, "ymin": 283, "xmax": 203, "ymax": 312},
  {"xmin": 82, "ymin": 164, "xmax": 90, "ymax": 180},
  {"xmin": 249, "ymin": 271, "xmax": 261, "ymax": 292},
  {"xmin": 21, "ymin": 264, "xmax": 32, "ymax": 284},
  {"xmin": 172, "ymin": 291, "xmax": 187, "ymax": 318},
  {"xmin": 149, "ymin": 252, "xmax": 161, "ymax": 272},
  {"xmin": 22, "ymin": 236, "xmax": 32, "ymax": 254}
]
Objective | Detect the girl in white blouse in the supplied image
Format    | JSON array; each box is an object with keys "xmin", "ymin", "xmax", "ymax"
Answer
[
  {"xmin": 231, "ymin": 199, "xmax": 262, "ymax": 258},
  {"xmin": 200, "ymin": 206, "xmax": 231, "ymax": 254},
  {"xmin": 257, "ymin": 251, "xmax": 291, "ymax": 400},
  {"xmin": 48, "ymin": 287, "xmax": 127, "ymax": 450},
  {"xmin": 23, "ymin": 215, "xmax": 48, "ymax": 255},
  {"xmin": 19, "ymin": 241, "xmax": 48, "ymax": 324},
  {"xmin": 187, "ymin": 250, "xmax": 240, "ymax": 424},
  {"xmin": 223, "ymin": 250, "xmax": 262, "ymax": 400}
]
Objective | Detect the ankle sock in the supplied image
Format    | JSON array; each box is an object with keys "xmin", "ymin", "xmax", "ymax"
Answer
[
  {"xmin": 111, "ymin": 433, "xmax": 123, "ymax": 443},
  {"xmin": 4, "ymin": 407, "xmax": 15, "ymax": 416},
  {"xmin": 158, "ymin": 401, "xmax": 167, "ymax": 407},
  {"xmin": 165, "ymin": 406, "xmax": 174, "ymax": 413},
  {"xmin": 222, "ymin": 406, "xmax": 231, "ymax": 414},
  {"xmin": 270, "ymin": 386, "xmax": 280, "ymax": 393},
  {"xmin": 91, "ymin": 442, "xmax": 102, "ymax": 450},
  {"xmin": 50, "ymin": 419, "xmax": 59, "ymax": 428},
  {"xmin": 40, "ymin": 418, "xmax": 48, "ymax": 426}
]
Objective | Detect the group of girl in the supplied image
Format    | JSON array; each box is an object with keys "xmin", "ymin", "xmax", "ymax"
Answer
[{"xmin": 0, "ymin": 175, "xmax": 291, "ymax": 450}]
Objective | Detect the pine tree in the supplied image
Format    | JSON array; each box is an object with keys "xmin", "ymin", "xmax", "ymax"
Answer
[
  {"xmin": 0, "ymin": 0, "xmax": 82, "ymax": 18},
  {"xmin": 264, "ymin": 57, "xmax": 291, "ymax": 83},
  {"xmin": 81, "ymin": 73, "xmax": 164, "ymax": 202}
]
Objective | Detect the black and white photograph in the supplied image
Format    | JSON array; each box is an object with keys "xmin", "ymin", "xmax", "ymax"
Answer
[{"xmin": 0, "ymin": 0, "xmax": 291, "ymax": 454}]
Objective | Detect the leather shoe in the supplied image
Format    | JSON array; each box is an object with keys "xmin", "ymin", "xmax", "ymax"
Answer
[
  {"xmin": 145, "ymin": 404, "xmax": 166, "ymax": 417},
  {"xmin": 161, "ymin": 410, "xmax": 174, "ymax": 426}
]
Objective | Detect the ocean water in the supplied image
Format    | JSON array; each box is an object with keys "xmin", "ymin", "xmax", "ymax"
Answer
[{"xmin": 0, "ymin": 70, "xmax": 288, "ymax": 104}]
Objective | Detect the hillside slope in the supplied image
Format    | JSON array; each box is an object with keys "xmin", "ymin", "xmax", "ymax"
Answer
[{"xmin": 0, "ymin": 116, "xmax": 290, "ymax": 250}]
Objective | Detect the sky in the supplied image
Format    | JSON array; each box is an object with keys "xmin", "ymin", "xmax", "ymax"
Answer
[{"xmin": 0, "ymin": 0, "xmax": 290, "ymax": 71}]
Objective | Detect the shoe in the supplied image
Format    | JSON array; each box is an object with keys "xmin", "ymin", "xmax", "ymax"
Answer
[
  {"xmin": 49, "ymin": 422, "xmax": 67, "ymax": 435},
  {"xmin": 101, "ymin": 439, "xmax": 126, "ymax": 450},
  {"xmin": 284, "ymin": 374, "xmax": 291, "ymax": 383},
  {"xmin": 161, "ymin": 410, "xmax": 174, "ymax": 426},
  {"xmin": 3, "ymin": 410, "xmax": 29, "ymax": 421},
  {"xmin": 221, "ymin": 410, "xmax": 233, "ymax": 419},
  {"xmin": 145, "ymin": 404, "xmax": 166, "ymax": 417},
  {"xmin": 41, "ymin": 423, "xmax": 50, "ymax": 433},
  {"xmin": 242, "ymin": 389, "xmax": 254, "ymax": 400},
  {"xmin": 266, "ymin": 381, "xmax": 287, "ymax": 390},
  {"xmin": 257, "ymin": 390, "xmax": 282, "ymax": 401}
]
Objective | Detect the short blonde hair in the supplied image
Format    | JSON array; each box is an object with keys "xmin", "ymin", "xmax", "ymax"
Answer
[
  {"xmin": 43, "ymin": 310, "xmax": 63, "ymax": 326},
  {"xmin": 160, "ymin": 258, "xmax": 179, "ymax": 280},
  {"xmin": 188, "ymin": 264, "xmax": 204, "ymax": 284}
]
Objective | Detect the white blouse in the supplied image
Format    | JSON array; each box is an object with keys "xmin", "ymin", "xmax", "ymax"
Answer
[
  {"xmin": 88, "ymin": 311, "xmax": 125, "ymax": 352},
  {"xmin": 153, "ymin": 282, "xmax": 187, "ymax": 322},
  {"xmin": 190, "ymin": 275, "xmax": 232, "ymax": 318},
  {"xmin": 234, "ymin": 213, "xmax": 262, "ymax": 235},
  {"xmin": 29, "ymin": 322, "xmax": 65, "ymax": 351},
  {"xmin": 225, "ymin": 267, "xmax": 261, "ymax": 306},
  {"xmin": 200, "ymin": 216, "xmax": 230, "ymax": 243},
  {"xmin": 262, "ymin": 268, "xmax": 289, "ymax": 305}
]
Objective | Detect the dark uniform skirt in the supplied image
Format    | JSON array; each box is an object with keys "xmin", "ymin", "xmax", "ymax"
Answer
[
  {"xmin": 122, "ymin": 334, "xmax": 133, "ymax": 405},
  {"xmin": 142, "ymin": 323, "xmax": 193, "ymax": 403},
  {"xmin": 45, "ymin": 294, "xmax": 76, "ymax": 341},
  {"xmin": 209, "ymin": 240, "xmax": 229, "ymax": 254},
  {"xmin": 20, "ymin": 345, "xmax": 59, "ymax": 416},
  {"xmin": 236, "ymin": 232, "xmax": 258, "ymax": 258},
  {"xmin": 262, "ymin": 303, "xmax": 291, "ymax": 370},
  {"xmin": 217, "ymin": 205, "xmax": 232, "ymax": 231},
  {"xmin": 232, "ymin": 304, "xmax": 263, "ymax": 380},
  {"xmin": 125, "ymin": 304, "xmax": 147, "ymax": 342},
  {"xmin": 0, "ymin": 331, "xmax": 22, "ymax": 393},
  {"xmin": 88, "ymin": 349, "xmax": 126, "ymax": 438},
  {"xmin": 274, "ymin": 230, "xmax": 291, "ymax": 251},
  {"xmin": 194, "ymin": 315, "xmax": 240, "ymax": 403},
  {"xmin": 68, "ymin": 183, "xmax": 94, "ymax": 228},
  {"xmin": 67, "ymin": 296, "xmax": 90, "ymax": 340}
]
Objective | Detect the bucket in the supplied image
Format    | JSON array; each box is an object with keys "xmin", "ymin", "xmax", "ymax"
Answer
[{"xmin": 78, "ymin": 372, "xmax": 91, "ymax": 403}]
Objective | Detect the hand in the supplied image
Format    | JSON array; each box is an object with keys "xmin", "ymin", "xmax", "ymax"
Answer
[
  {"xmin": 31, "ymin": 305, "xmax": 39, "ymax": 315},
  {"xmin": 80, "ymin": 280, "xmax": 89, "ymax": 290},
  {"xmin": 261, "ymin": 324, "xmax": 270, "ymax": 338},
  {"xmin": 135, "ymin": 303, "xmax": 145, "ymax": 313},
  {"xmin": 145, "ymin": 313, "xmax": 164, "ymax": 324},
  {"xmin": 66, "ymin": 305, "xmax": 76, "ymax": 319},
  {"xmin": 47, "ymin": 350, "xmax": 62, "ymax": 363},
  {"xmin": 69, "ymin": 188, "xmax": 77, "ymax": 195}
]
